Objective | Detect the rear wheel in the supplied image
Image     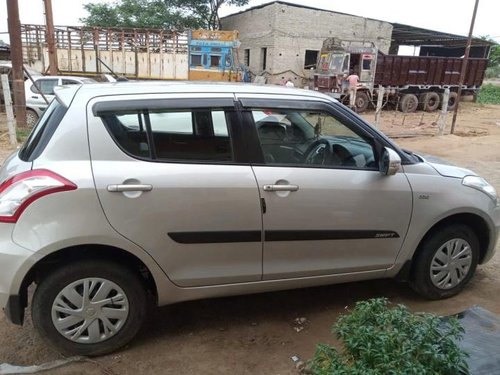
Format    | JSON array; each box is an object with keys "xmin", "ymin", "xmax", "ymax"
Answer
[
  {"xmin": 410, "ymin": 224, "xmax": 479, "ymax": 299},
  {"xmin": 440, "ymin": 91, "xmax": 458, "ymax": 111},
  {"xmin": 420, "ymin": 92, "xmax": 440, "ymax": 112},
  {"xmin": 399, "ymin": 93, "xmax": 418, "ymax": 113},
  {"xmin": 26, "ymin": 109, "xmax": 39, "ymax": 127},
  {"xmin": 32, "ymin": 260, "xmax": 147, "ymax": 356}
]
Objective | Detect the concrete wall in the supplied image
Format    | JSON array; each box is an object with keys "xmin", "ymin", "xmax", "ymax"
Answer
[
  {"xmin": 221, "ymin": 3, "xmax": 277, "ymax": 79},
  {"xmin": 221, "ymin": 2, "xmax": 392, "ymax": 86}
]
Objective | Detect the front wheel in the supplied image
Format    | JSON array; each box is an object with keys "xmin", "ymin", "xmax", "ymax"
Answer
[
  {"xmin": 32, "ymin": 260, "xmax": 147, "ymax": 356},
  {"xmin": 355, "ymin": 91, "xmax": 370, "ymax": 113},
  {"xmin": 410, "ymin": 224, "xmax": 479, "ymax": 299}
]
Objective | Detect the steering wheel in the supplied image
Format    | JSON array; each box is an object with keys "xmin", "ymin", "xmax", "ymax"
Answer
[
  {"xmin": 303, "ymin": 139, "xmax": 332, "ymax": 165},
  {"xmin": 331, "ymin": 144, "xmax": 356, "ymax": 166}
]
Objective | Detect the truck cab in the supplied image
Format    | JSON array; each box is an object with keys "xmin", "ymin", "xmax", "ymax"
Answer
[{"xmin": 313, "ymin": 39, "xmax": 377, "ymax": 112}]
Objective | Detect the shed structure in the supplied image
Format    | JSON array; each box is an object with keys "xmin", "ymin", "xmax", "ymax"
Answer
[
  {"xmin": 221, "ymin": 1, "xmax": 495, "ymax": 87},
  {"xmin": 221, "ymin": 1, "xmax": 392, "ymax": 86}
]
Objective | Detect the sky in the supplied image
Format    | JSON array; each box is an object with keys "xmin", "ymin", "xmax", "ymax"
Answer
[{"xmin": 1, "ymin": 0, "xmax": 499, "ymax": 44}]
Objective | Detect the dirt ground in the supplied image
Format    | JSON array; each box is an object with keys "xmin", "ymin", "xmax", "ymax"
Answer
[{"xmin": 0, "ymin": 103, "xmax": 500, "ymax": 374}]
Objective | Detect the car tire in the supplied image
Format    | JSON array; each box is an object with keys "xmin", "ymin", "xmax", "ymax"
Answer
[
  {"xmin": 410, "ymin": 224, "xmax": 479, "ymax": 300},
  {"xmin": 32, "ymin": 260, "xmax": 147, "ymax": 356},
  {"xmin": 26, "ymin": 109, "xmax": 39, "ymax": 127}
]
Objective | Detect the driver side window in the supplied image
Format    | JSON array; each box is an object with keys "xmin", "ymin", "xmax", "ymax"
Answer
[{"xmin": 251, "ymin": 108, "xmax": 376, "ymax": 169}]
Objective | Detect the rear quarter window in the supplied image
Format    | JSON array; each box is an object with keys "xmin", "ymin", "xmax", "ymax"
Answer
[{"xmin": 19, "ymin": 100, "xmax": 67, "ymax": 161}]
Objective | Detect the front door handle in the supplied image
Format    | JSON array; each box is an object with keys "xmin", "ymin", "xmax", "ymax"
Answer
[
  {"xmin": 263, "ymin": 184, "xmax": 299, "ymax": 192},
  {"xmin": 107, "ymin": 184, "xmax": 153, "ymax": 192}
]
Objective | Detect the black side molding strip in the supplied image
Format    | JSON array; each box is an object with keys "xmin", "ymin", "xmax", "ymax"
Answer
[
  {"xmin": 168, "ymin": 230, "xmax": 399, "ymax": 244},
  {"xmin": 265, "ymin": 230, "xmax": 400, "ymax": 241},
  {"xmin": 168, "ymin": 230, "xmax": 262, "ymax": 244}
]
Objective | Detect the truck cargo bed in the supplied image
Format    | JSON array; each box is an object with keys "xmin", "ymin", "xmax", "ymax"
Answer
[{"xmin": 374, "ymin": 55, "xmax": 487, "ymax": 88}]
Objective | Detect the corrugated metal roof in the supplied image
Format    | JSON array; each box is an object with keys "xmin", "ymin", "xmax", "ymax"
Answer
[{"xmin": 391, "ymin": 23, "xmax": 496, "ymax": 47}]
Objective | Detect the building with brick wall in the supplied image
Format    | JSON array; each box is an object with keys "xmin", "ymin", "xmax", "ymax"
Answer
[{"xmin": 221, "ymin": 1, "xmax": 392, "ymax": 86}]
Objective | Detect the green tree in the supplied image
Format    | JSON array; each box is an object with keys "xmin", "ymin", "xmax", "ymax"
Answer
[
  {"xmin": 81, "ymin": 0, "xmax": 249, "ymax": 30},
  {"xmin": 174, "ymin": 0, "xmax": 250, "ymax": 30},
  {"xmin": 81, "ymin": 0, "xmax": 202, "ymax": 29},
  {"xmin": 488, "ymin": 44, "xmax": 500, "ymax": 68}
]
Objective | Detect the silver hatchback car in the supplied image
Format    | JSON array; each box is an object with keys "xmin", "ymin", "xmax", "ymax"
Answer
[{"xmin": 0, "ymin": 82, "xmax": 499, "ymax": 355}]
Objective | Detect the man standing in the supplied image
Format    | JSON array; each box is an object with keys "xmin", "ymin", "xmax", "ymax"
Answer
[{"xmin": 346, "ymin": 70, "xmax": 359, "ymax": 110}]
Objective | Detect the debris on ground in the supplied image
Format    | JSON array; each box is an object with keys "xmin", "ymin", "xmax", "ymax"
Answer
[
  {"xmin": 0, "ymin": 356, "xmax": 84, "ymax": 374},
  {"xmin": 292, "ymin": 317, "xmax": 309, "ymax": 333}
]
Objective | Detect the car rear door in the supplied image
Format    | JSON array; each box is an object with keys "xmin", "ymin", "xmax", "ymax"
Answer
[
  {"xmin": 87, "ymin": 94, "xmax": 263, "ymax": 287},
  {"xmin": 237, "ymin": 95, "xmax": 413, "ymax": 280}
]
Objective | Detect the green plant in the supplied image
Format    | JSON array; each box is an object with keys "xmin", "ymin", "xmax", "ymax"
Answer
[
  {"xmin": 478, "ymin": 83, "xmax": 500, "ymax": 104},
  {"xmin": 309, "ymin": 298, "xmax": 469, "ymax": 375},
  {"xmin": 16, "ymin": 127, "xmax": 31, "ymax": 143},
  {"xmin": 485, "ymin": 66, "xmax": 500, "ymax": 79}
]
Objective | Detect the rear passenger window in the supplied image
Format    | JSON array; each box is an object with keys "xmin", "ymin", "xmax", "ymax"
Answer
[{"xmin": 100, "ymin": 108, "xmax": 233, "ymax": 162}]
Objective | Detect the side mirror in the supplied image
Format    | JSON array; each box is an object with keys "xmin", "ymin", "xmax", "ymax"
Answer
[{"xmin": 379, "ymin": 147, "xmax": 401, "ymax": 176}]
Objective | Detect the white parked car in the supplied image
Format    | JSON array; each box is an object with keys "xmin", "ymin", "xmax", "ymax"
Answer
[
  {"xmin": 0, "ymin": 61, "xmax": 41, "ymax": 109},
  {"xmin": 25, "ymin": 75, "xmax": 96, "ymax": 126}
]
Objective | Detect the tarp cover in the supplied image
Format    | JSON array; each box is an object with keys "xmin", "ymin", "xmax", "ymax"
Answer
[{"xmin": 455, "ymin": 306, "xmax": 500, "ymax": 374}]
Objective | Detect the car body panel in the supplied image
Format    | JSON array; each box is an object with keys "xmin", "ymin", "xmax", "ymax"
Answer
[
  {"xmin": 387, "ymin": 162, "xmax": 500, "ymax": 275},
  {"xmin": 251, "ymin": 165, "xmax": 412, "ymax": 279},
  {"xmin": 86, "ymin": 94, "xmax": 264, "ymax": 287}
]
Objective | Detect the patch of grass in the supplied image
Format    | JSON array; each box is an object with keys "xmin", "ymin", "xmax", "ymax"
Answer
[
  {"xmin": 309, "ymin": 298, "xmax": 469, "ymax": 375},
  {"xmin": 16, "ymin": 127, "xmax": 31, "ymax": 143},
  {"xmin": 477, "ymin": 83, "xmax": 500, "ymax": 104}
]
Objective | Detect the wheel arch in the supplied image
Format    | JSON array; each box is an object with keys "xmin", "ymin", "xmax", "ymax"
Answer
[
  {"xmin": 397, "ymin": 212, "xmax": 490, "ymax": 281},
  {"xmin": 15, "ymin": 244, "xmax": 160, "ymax": 324}
]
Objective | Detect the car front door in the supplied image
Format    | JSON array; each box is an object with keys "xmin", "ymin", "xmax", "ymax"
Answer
[
  {"xmin": 87, "ymin": 95, "xmax": 263, "ymax": 287},
  {"xmin": 237, "ymin": 96, "xmax": 413, "ymax": 280}
]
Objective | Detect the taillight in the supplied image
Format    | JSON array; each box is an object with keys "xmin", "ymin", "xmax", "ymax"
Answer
[{"xmin": 0, "ymin": 169, "xmax": 77, "ymax": 223}]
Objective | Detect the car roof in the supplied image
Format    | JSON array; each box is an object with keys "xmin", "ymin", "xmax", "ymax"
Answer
[
  {"xmin": 71, "ymin": 81, "xmax": 337, "ymax": 102},
  {"xmin": 32, "ymin": 75, "xmax": 94, "ymax": 80}
]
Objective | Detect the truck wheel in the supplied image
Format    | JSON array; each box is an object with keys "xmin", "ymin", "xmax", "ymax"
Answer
[
  {"xmin": 399, "ymin": 94, "xmax": 418, "ymax": 113},
  {"xmin": 32, "ymin": 260, "xmax": 147, "ymax": 356},
  {"xmin": 440, "ymin": 91, "xmax": 458, "ymax": 111},
  {"xmin": 421, "ymin": 92, "xmax": 440, "ymax": 112},
  {"xmin": 355, "ymin": 91, "xmax": 369, "ymax": 113},
  {"xmin": 410, "ymin": 224, "xmax": 479, "ymax": 300}
]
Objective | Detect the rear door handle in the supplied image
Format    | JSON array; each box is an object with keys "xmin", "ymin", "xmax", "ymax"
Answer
[
  {"xmin": 107, "ymin": 184, "xmax": 153, "ymax": 192},
  {"xmin": 263, "ymin": 184, "xmax": 299, "ymax": 192}
]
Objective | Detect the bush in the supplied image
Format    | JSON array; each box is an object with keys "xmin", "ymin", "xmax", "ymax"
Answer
[
  {"xmin": 309, "ymin": 298, "xmax": 469, "ymax": 375},
  {"xmin": 477, "ymin": 83, "xmax": 500, "ymax": 105},
  {"xmin": 485, "ymin": 66, "xmax": 500, "ymax": 79}
]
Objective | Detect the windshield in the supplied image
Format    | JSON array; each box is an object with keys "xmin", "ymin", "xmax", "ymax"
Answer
[
  {"xmin": 328, "ymin": 54, "xmax": 346, "ymax": 73},
  {"xmin": 317, "ymin": 53, "xmax": 346, "ymax": 74}
]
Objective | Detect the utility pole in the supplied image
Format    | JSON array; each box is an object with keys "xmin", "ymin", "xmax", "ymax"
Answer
[
  {"xmin": 450, "ymin": 0, "xmax": 480, "ymax": 134},
  {"xmin": 6, "ymin": 0, "xmax": 26, "ymax": 127},
  {"xmin": 44, "ymin": 0, "xmax": 58, "ymax": 75}
]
